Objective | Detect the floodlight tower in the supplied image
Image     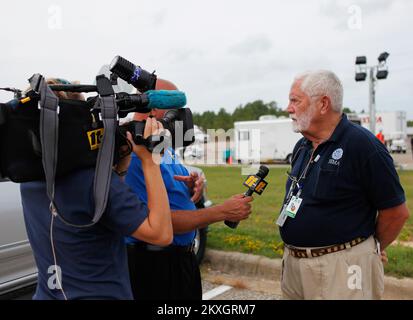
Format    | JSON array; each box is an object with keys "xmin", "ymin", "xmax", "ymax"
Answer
[{"xmin": 355, "ymin": 52, "xmax": 390, "ymax": 134}]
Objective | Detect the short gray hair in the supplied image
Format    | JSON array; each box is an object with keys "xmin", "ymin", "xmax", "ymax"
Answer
[{"xmin": 294, "ymin": 70, "xmax": 343, "ymax": 113}]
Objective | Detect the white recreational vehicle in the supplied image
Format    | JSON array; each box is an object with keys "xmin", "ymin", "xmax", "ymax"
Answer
[
  {"xmin": 358, "ymin": 111, "xmax": 408, "ymax": 153},
  {"xmin": 234, "ymin": 116, "xmax": 302, "ymax": 164}
]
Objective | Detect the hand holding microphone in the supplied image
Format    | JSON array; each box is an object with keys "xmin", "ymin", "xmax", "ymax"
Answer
[
  {"xmin": 220, "ymin": 194, "xmax": 254, "ymax": 224},
  {"xmin": 225, "ymin": 165, "xmax": 269, "ymax": 229}
]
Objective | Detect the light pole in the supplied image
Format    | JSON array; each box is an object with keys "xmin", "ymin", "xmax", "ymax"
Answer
[{"xmin": 355, "ymin": 52, "xmax": 390, "ymax": 134}]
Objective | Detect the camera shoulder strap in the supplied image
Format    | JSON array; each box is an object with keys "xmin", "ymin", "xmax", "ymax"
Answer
[
  {"xmin": 92, "ymin": 75, "xmax": 118, "ymax": 223},
  {"xmin": 28, "ymin": 74, "xmax": 118, "ymax": 227},
  {"xmin": 28, "ymin": 74, "xmax": 60, "ymax": 214}
]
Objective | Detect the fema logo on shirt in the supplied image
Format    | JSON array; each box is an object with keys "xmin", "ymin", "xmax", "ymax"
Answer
[
  {"xmin": 332, "ymin": 148, "xmax": 343, "ymax": 160},
  {"xmin": 328, "ymin": 148, "xmax": 343, "ymax": 166}
]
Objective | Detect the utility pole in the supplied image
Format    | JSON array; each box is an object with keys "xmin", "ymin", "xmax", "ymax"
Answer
[
  {"xmin": 355, "ymin": 52, "xmax": 390, "ymax": 134},
  {"xmin": 368, "ymin": 67, "xmax": 376, "ymax": 133}
]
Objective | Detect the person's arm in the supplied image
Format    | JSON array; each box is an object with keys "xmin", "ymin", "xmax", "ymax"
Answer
[
  {"xmin": 376, "ymin": 202, "xmax": 410, "ymax": 250},
  {"xmin": 129, "ymin": 119, "xmax": 172, "ymax": 245},
  {"xmin": 358, "ymin": 145, "xmax": 408, "ymax": 258},
  {"xmin": 171, "ymin": 194, "xmax": 253, "ymax": 234}
]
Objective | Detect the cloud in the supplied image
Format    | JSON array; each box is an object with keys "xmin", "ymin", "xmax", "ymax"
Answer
[
  {"xmin": 152, "ymin": 9, "xmax": 168, "ymax": 27},
  {"xmin": 1, "ymin": 0, "xmax": 412, "ymax": 119},
  {"xmin": 228, "ymin": 34, "xmax": 273, "ymax": 56},
  {"xmin": 318, "ymin": 0, "xmax": 407, "ymax": 30},
  {"xmin": 320, "ymin": 0, "xmax": 396, "ymax": 17}
]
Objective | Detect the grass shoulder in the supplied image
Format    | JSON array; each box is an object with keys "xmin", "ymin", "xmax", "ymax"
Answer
[{"xmin": 199, "ymin": 165, "xmax": 413, "ymax": 278}]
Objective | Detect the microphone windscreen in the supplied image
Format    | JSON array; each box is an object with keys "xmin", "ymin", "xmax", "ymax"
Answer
[
  {"xmin": 257, "ymin": 165, "xmax": 269, "ymax": 179},
  {"xmin": 146, "ymin": 90, "xmax": 187, "ymax": 109}
]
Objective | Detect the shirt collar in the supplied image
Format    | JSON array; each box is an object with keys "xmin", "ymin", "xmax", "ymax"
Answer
[
  {"xmin": 301, "ymin": 113, "xmax": 349, "ymax": 146},
  {"xmin": 327, "ymin": 113, "xmax": 349, "ymax": 143}
]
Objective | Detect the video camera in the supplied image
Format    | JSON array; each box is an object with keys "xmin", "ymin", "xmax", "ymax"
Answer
[
  {"xmin": 0, "ymin": 55, "xmax": 195, "ymax": 183},
  {"xmin": 0, "ymin": 56, "xmax": 196, "ymax": 225}
]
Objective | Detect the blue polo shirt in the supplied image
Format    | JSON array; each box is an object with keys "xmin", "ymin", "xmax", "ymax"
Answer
[
  {"xmin": 279, "ymin": 114, "xmax": 406, "ymax": 247},
  {"xmin": 125, "ymin": 148, "xmax": 196, "ymax": 246},
  {"xmin": 20, "ymin": 168, "xmax": 148, "ymax": 300}
]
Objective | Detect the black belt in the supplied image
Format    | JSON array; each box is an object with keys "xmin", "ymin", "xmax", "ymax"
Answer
[{"xmin": 128, "ymin": 241, "xmax": 195, "ymax": 253}]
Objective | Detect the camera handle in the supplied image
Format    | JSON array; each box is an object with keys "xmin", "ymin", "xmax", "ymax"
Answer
[{"xmin": 145, "ymin": 134, "xmax": 166, "ymax": 153}]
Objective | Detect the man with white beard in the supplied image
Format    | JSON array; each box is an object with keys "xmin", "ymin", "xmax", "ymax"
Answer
[{"xmin": 277, "ymin": 70, "xmax": 409, "ymax": 300}]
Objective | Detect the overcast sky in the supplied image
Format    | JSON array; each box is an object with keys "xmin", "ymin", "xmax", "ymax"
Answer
[{"xmin": 1, "ymin": 0, "xmax": 412, "ymax": 119}]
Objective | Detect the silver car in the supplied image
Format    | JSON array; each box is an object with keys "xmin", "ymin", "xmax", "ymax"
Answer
[{"xmin": 0, "ymin": 179, "xmax": 37, "ymax": 298}]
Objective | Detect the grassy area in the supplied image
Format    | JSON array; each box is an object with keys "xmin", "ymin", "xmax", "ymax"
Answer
[
  {"xmin": 200, "ymin": 166, "xmax": 413, "ymax": 278},
  {"xmin": 398, "ymin": 170, "xmax": 413, "ymax": 241},
  {"xmin": 386, "ymin": 245, "xmax": 413, "ymax": 278}
]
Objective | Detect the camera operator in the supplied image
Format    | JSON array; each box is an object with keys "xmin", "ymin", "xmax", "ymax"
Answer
[
  {"xmin": 125, "ymin": 79, "xmax": 254, "ymax": 300},
  {"xmin": 20, "ymin": 79, "xmax": 172, "ymax": 300}
]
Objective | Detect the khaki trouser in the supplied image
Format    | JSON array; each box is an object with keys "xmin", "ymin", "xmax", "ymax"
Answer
[{"xmin": 281, "ymin": 236, "xmax": 384, "ymax": 300}]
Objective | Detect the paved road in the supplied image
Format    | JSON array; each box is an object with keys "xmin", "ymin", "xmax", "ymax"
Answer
[
  {"xmin": 393, "ymin": 149, "xmax": 413, "ymax": 168},
  {"xmin": 202, "ymin": 280, "xmax": 279, "ymax": 300},
  {"xmin": 201, "ymin": 266, "xmax": 281, "ymax": 300},
  {"xmin": 11, "ymin": 274, "xmax": 279, "ymax": 300}
]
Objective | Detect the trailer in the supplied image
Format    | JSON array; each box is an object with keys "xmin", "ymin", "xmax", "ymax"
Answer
[
  {"xmin": 234, "ymin": 116, "xmax": 302, "ymax": 164},
  {"xmin": 358, "ymin": 111, "xmax": 408, "ymax": 153}
]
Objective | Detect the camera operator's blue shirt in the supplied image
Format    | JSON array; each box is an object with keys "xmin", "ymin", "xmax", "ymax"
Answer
[
  {"xmin": 279, "ymin": 114, "xmax": 406, "ymax": 247},
  {"xmin": 20, "ymin": 168, "xmax": 148, "ymax": 300},
  {"xmin": 125, "ymin": 148, "xmax": 196, "ymax": 246}
]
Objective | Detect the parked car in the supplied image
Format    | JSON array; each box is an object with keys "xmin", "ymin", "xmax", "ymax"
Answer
[
  {"xmin": 183, "ymin": 165, "xmax": 213, "ymax": 264},
  {"xmin": 0, "ymin": 179, "xmax": 37, "ymax": 298},
  {"xmin": 0, "ymin": 166, "xmax": 212, "ymax": 298},
  {"xmin": 389, "ymin": 138, "xmax": 407, "ymax": 154}
]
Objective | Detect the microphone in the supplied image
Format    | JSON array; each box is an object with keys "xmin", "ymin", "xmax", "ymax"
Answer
[
  {"xmin": 47, "ymin": 84, "xmax": 186, "ymax": 110},
  {"xmin": 116, "ymin": 90, "xmax": 187, "ymax": 113},
  {"xmin": 224, "ymin": 165, "xmax": 270, "ymax": 229},
  {"xmin": 109, "ymin": 55, "xmax": 157, "ymax": 93},
  {"xmin": 146, "ymin": 90, "xmax": 187, "ymax": 109}
]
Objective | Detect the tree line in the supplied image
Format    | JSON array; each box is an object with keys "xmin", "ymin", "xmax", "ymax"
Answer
[
  {"xmin": 191, "ymin": 101, "xmax": 383, "ymax": 132},
  {"xmin": 192, "ymin": 100, "xmax": 288, "ymax": 131}
]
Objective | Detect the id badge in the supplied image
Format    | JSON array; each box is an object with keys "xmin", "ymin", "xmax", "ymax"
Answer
[
  {"xmin": 276, "ymin": 204, "xmax": 289, "ymax": 227},
  {"xmin": 285, "ymin": 196, "xmax": 302, "ymax": 218}
]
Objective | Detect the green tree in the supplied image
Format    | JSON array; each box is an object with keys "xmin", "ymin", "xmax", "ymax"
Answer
[
  {"xmin": 214, "ymin": 108, "xmax": 232, "ymax": 131},
  {"xmin": 232, "ymin": 100, "xmax": 286, "ymax": 122},
  {"xmin": 343, "ymin": 107, "xmax": 356, "ymax": 114},
  {"xmin": 195, "ymin": 110, "xmax": 216, "ymax": 131},
  {"xmin": 192, "ymin": 99, "xmax": 286, "ymax": 130}
]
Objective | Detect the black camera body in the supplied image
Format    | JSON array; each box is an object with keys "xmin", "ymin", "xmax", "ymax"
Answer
[
  {"xmin": 0, "ymin": 56, "xmax": 195, "ymax": 182},
  {"xmin": 0, "ymin": 95, "xmax": 112, "ymax": 182},
  {"xmin": 120, "ymin": 108, "xmax": 195, "ymax": 152}
]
